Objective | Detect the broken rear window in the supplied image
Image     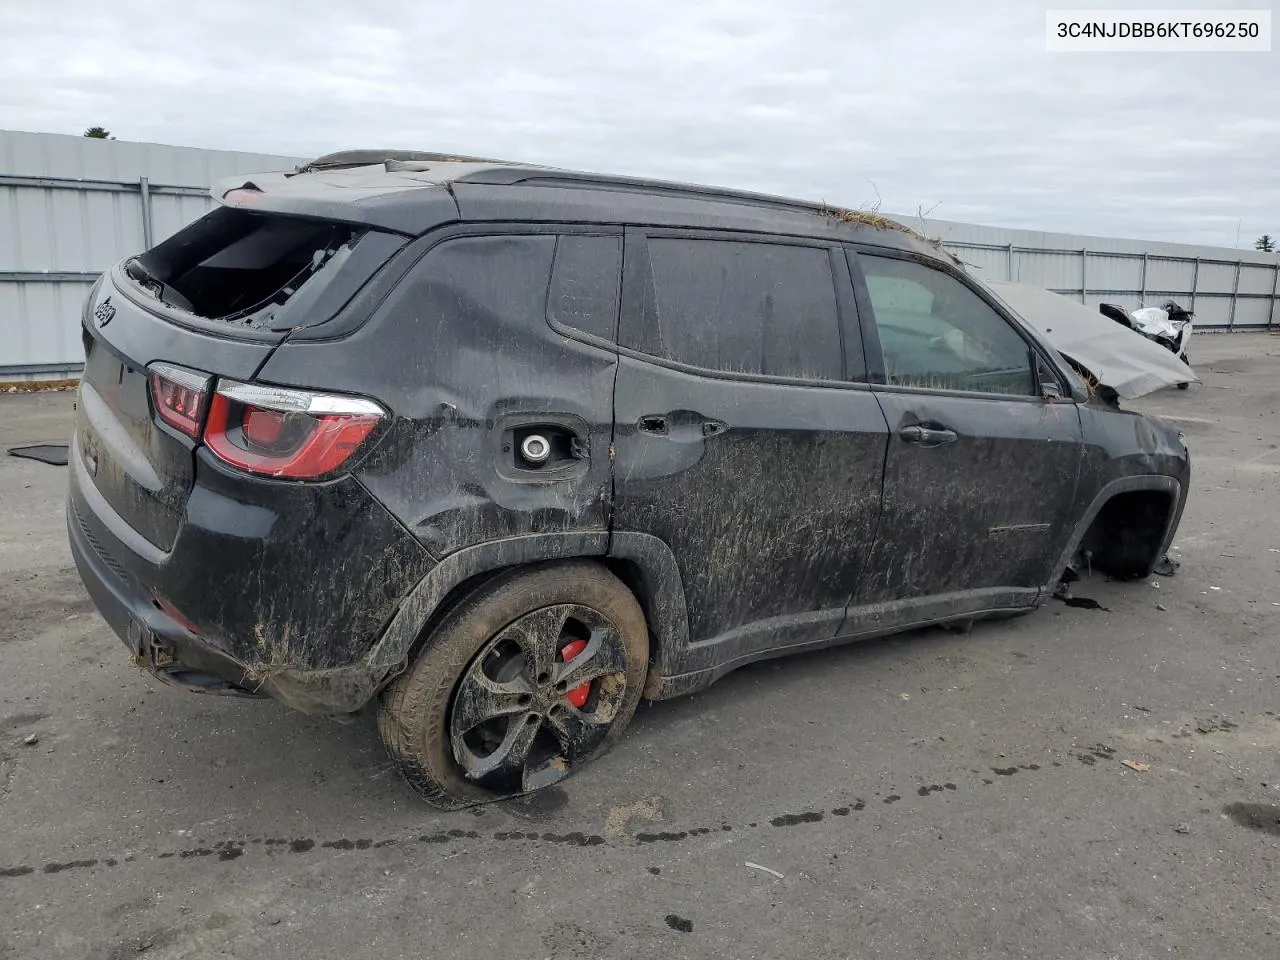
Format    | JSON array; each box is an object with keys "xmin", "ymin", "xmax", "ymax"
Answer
[{"xmin": 124, "ymin": 207, "xmax": 403, "ymax": 331}]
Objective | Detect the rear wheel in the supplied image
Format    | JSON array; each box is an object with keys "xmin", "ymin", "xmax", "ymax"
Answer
[{"xmin": 378, "ymin": 562, "xmax": 649, "ymax": 808}]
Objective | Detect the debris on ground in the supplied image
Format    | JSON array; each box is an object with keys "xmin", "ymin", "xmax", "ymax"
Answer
[
  {"xmin": 745, "ymin": 862, "xmax": 785, "ymax": 880},
  {"xmin": 1121, "ymin": 760, "xmax": 1150, "ymax": 772},
  {"xmin": 1054, "ymin": 568, "xmax": 1080, "ymax": 597},
  {"xmin": 1174, "ymin": 823, "xmax": 1191, "ymax": 834},
  {"xmin": 1195, "ymin": 717, "xmax": 1238, "ymax": 734},
  {"xmin": 1056, "ymin": 595, "xmax": 1109, "ymax": 611},
  {"xmin": 1156, "ymin": 603, "xmax": 1168, "ymax": 611},
  {"xmin": 22, "ymin": 733, "xmax": 39, "ymax": 745},
  {"xmin": 1153, "ymin": 555, "xmax": 1181, "ymax": 577},
  {"xmin": 6, "ymin": 444, "xmax": 68, "ymax": 466}
]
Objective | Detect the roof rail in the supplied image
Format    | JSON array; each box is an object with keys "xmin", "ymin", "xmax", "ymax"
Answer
[
  {"xmin": 292, "ymin": 152, "xmax": 841, "ymax": 219},
  {"xmin": 283, "ymin": 152, "xmax": 923, "ymax": 241},
  {"xmin": 454, "ymin": 165, "xmax": 827, "ymax": 216}
]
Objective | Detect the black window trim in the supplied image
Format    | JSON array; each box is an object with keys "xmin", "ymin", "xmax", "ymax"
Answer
[
  {"xmin": 291, "ymin": 219, "xmax": 626, "ymax": 344},
  {"xmin": 618, "ymin": 226, "xmax": 871, "ymax": 389},
  {"xmin": 846, "ymin": 245, "xmax": 1078, "ymax": 405}
]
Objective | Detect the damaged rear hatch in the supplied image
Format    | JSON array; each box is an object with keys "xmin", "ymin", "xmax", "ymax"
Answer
[{"xmin": 76, "ymin": 199, "xmax": 410, "ymax": 554}]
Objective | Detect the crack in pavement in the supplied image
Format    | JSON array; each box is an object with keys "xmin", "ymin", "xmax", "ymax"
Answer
[
  {"xmin": 6, "ymin": 711, "xmax": 1271, "ymax": 882},
  {"xmin": 0, "ymin": 755, "xmax": 1050, "ymax": 880}
]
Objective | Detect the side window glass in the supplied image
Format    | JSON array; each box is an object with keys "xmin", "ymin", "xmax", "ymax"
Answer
[
  {"xmin": 641, "ymin": 238, "xmax": 843, "ymax": 380},
  {"xmin": 547, "ymin": 235, "xmax": 622, "ymax": 342},
  {"xmin": 857, "ymin": 254, "xmax": 1035, "ymax": 396}
]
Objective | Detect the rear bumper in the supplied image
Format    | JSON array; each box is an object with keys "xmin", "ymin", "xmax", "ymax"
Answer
[
  {"xmin": 68, "ymin": 475, "xmax": 262, "ymax": 697},
  {"xmin": 67, "ymin": 434, "xmax": 434, "ymax": 713}
]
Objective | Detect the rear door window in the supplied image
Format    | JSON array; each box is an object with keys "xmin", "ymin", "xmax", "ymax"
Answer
[
  {"xmin": 855, "ymin": 253, "xmax": 1035, "ymax": 396},
  {"xmin": 630, "ymin": 236, "xmax": 843, "ymax": 380}
]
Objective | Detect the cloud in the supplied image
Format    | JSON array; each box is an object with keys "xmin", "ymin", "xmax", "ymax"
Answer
[{"xmin": 0, "ymin": 0, "xmax": 1274, "ymax": 247}]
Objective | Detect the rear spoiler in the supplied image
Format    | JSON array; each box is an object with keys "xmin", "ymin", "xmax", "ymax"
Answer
[
  {"xmin": 297, "ymin": 149, "xmax": 505, "ymax": 173},
  {"xmin": 211, "ymin": 169, "xmax": 461, "ymax": 236}
]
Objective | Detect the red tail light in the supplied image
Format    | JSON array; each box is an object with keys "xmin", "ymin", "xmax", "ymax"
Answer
[
  {"xmin": 203, "ymin": 380, "xmax": 385, "ymax": 479},
  {"xmin": 149, "ymin": 363, "xmax": 211, "ymax": 438}
]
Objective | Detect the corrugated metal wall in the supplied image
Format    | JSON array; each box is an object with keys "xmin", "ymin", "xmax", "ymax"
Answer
[
  {"xmin": 919, "ymin": 215, "xmax": 1280, "ymax": 329},
  {"xmin": 2, "ymin": 130, "xmax": 1277, "ymax": 381},
  {"xmin": 0, "ymin": 131, "xmax": 303, "ymax": 380}
]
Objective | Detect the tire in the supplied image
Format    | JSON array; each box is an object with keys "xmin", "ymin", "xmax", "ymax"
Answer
[{"xmin": 378, "ymin": 561, "xmax": 649, "ymax": 808}]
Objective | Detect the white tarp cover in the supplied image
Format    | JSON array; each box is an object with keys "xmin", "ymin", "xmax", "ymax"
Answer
[{"xmin": 980, "ymin": 280, "xmax": 1198, "ymax": 399}]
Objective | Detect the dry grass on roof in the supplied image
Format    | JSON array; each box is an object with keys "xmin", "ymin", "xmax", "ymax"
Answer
[
  {"xmin": 819, "ymin": 205, "xmax": 907, "ymax": 231},
  {"xmin": 817, "ymin": 203, "xmax": 938, "ymax": 241}
]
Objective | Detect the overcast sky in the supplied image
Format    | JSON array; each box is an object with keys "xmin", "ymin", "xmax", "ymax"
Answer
[{"xmin": 2, "ymin": 1, "xmax": 1275, "ymax": 248}]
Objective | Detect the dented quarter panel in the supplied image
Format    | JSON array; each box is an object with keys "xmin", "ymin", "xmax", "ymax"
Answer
[
  {"xmin": 257, "ymin": 231, "xmax": 617, "ymax": 559},
  {"xmin": 166, "ymin": 452, "xmax": 435, "ymax": 670}
]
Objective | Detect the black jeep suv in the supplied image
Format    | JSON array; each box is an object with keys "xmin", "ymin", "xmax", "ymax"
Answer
[{"xmin": 68, "ymin": 151, "xmax": 1190, "ymax": 807}]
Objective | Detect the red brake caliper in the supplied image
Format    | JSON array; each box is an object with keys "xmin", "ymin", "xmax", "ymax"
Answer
[{"xmin": 559, "ymin": 639, "xmax": 591, "ymax": 708}]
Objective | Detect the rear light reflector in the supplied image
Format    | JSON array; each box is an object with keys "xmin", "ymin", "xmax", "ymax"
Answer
[
  {"xmin": 203, "ymin": 380, "xmax": 385, "ymax": 479},
  {"xmin": 148, "ymin": 363, "xmax": 212, "ymax": 438},
  {"xmin": 243, "ymin": 407, "xmax": 287, "ymax": 447},
  {"xmin": 221, "ymin": 186, "xmax": 263, "ymax": 206}
]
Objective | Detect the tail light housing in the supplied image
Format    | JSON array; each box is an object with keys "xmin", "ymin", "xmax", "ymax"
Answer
[
  {"xmin": 204, "ymin": 380, "xmax": 385, "ymax": 479},
  {"xmin": 147, "ymin": 363, "xmax": 385, "ymax": 480},
  {"xmin": 149, "ymin": 363, "xmax": 212, "ymax": 439}
]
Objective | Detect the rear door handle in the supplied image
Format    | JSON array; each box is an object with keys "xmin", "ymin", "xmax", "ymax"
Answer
[
  {"xmin": 899, "ymin": 425, "xmax": 958, "ymax": 446},
  {"xmin": 638, "ymin": 415, "xmax": 668, "ymax": 435},
  {"xmin": 638, "ymin": 414, "xmax": 728, "ymax": 439}
]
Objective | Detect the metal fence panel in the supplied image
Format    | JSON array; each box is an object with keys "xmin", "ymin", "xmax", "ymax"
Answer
[
  {"xmin": 151, "ymin": 194, "xmax": 220, "ymax": 247},
  {"xmin": 1144, "ymin": 258, "xmax": 1197, "ymax": 296},
  {"xmin": 1, "ymin": 131, "xmax": 303, "ymax": 381},
  {"xmin": 1, "ymin": 182, "xmax": 146, "ymax": 272},
  {"xmin": 0, "ymin": 130, "xmax": 300, "ymax": 195},
  {"xmin": 1232, "ymin": 298, "xmax": 1273, "ymax": 328},
  {"xmin": 1016, "ymin": 250, "xmax": 1085, "ymax": 289},
  {"xmin": 1238, "ymin": 264, "xmax": 1277, "ymax": 296},
  {"xmin": 951, "ymin": 246, "xmax": 1008, "ymax": 277},
  {"xmin": 1191, "ymin": 297, "xmax": 1233, "ymax": 327},
  {"xmin": 0, "ymin": 278, "xmax": 95, "ymax": 374},
  {"xmin": 1195, "ymin": 261, "xmax": 1236, "ymax": 293},
  {"xmin": 937, "ymin": 227, "xmax": 1278, "ymax": 330}
]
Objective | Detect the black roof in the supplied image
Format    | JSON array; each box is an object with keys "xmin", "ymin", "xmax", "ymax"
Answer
[{"xmin": 213, "ymin": 154, "xmax": 955, "ymax": 263}]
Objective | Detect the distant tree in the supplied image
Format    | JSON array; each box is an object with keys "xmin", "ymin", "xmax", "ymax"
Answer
[
  {"xmin": 1256, "ymin": 234, "xmax": 1275, "ymax": 252},
  {"xmin": 83, "ymin": 127, "xmax": 114, "ymax": 140}
]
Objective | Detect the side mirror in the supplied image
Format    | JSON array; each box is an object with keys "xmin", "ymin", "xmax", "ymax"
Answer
[{"xmin": 1040, "ymin": 381, "xmax": 1063, "ymax": 401}]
